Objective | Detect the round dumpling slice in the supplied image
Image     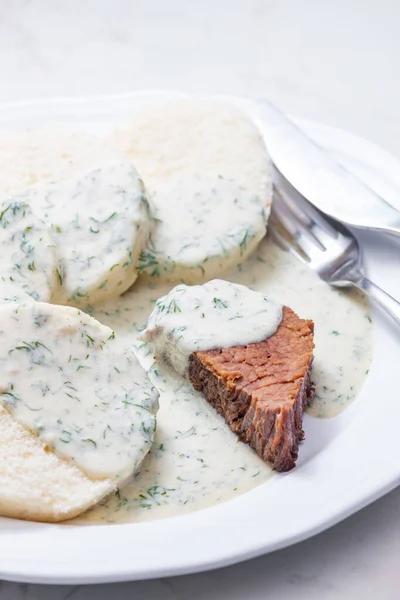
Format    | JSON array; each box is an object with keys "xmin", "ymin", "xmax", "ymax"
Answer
[
  {"xmin": 0, "ymin": 199, "xmax": 61, "ymax": 301},
  {"xmin": 110, "ymin": 97, "xmax": 272, "ymax": 203},
  {"xmin": 110, "ymin": 97, "xmax": 271, "ymax": 283},
  {"xmin": 0, "ymin": 302, "xmax": 158, "ymax": 484},
  {"xmin": 16, "ymin": 161, "xmax": 153, "ymax": 305},
  {"xmin": 0, "ymin": 130, "xmax": 113, "ymax": 195},
  {"xmin": 137, "ymin": 174, "xmax": 267, "ymax": 282},
  {"xmin": 0, "ymin": 301, "xmax": 158, "ymax": 522}
]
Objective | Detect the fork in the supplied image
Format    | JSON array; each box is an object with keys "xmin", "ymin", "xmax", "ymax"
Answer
[{"xmin": 270, "ymin": 168, "xmax": 400, "ymax": 328}]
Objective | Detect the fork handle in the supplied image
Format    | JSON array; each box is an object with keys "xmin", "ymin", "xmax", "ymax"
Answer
[{"xmin": 356, "ymin": 277, "xmax": 400, "ymax": 327}]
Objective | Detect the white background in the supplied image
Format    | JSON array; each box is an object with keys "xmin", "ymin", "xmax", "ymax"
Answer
[{"xmin": 1, "ymin": 0, "xmax": 400, "ymax": 598}]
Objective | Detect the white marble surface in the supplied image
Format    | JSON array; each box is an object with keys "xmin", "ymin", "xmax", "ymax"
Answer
[{"xmin": 1, "ymin": 0, "xmax": 400, "ymax": 597}]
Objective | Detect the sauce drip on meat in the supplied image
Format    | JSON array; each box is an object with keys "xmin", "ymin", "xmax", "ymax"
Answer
[{"xmin": 138, "ymin": 279, "xmax": 282, "ymax": 376}]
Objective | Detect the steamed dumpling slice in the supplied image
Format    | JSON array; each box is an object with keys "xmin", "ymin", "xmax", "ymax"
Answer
[
  {"xmin": 110, "ymin": 97, "xmax": 272, "ymax": 202},
  {"xmin": 0, "ymin": 301, "xmax": 159, "ymax": 522},
  {"xmin": 0, "ymin": 199, "xmax": 61, "ymax": 302},
  {"xmin": 0, "ymin": 301, "xmax": 159, "ymax": 480},
  {"xmin": 110, "ymin": 98, "xmax": 271, "ymax": 283},
  {"xmin": 0, "ymin": 131, "xmax": 154, "ymax": 305},
  {"xmin": 14, "ymin": 161, "xmax": 153, "ymax": 305},
  {"xmin": 137, "ymin": 174, "xmax": 267, "ymax": 282},
  {"xmin": 0, "ymin": 130, "xmax": 119, "ymax": 195}
]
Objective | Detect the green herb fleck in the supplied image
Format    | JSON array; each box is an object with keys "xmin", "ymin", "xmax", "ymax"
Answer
[
  {"xmin": 213, "ymin": 297, "xmax": 228, "ymax": 309},
  {"xmin": 83, "ymin": 438, "xmax": 97, "ymax": 448},
  {"xmin": 55, "ymin": 267, "xmax": 64, "ymax": 286}
]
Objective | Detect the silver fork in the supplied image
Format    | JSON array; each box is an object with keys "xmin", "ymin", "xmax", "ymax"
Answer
[{"xmin": 270, "ymin": 168, "xmax": 400, "ymax": 328}]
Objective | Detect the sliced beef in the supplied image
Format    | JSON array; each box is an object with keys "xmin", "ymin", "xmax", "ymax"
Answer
[{"xmin": 188, "ymin": 306, "xmax": 315, "ymax": 472}]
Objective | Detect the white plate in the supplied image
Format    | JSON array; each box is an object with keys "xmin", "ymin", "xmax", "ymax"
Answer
[{"xmin": 0, "ymin": 91, "xmax": 399, "ymax": 585}]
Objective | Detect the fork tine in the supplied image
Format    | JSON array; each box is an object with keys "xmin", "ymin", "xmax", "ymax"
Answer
[
  {"xmin": 272, "ymin": 188, "xmax": 327, "ymax": 259},
  {"xmin": 269, "ymin": 166, "xmax": 363, "ymax": 286},
  {"xmin": 271, "ymin": 188, "xmax": 299, "ymax": 238},
  {"xmin": 273, "ymin": 168, "xmax": 340, "ymax": 242},
  {"xmin": 269, "ymin": 211, "xmax": 311, "ymax": 265}
]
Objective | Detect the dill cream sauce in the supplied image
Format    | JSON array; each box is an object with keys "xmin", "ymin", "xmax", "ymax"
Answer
[
  {"xmin": 139, "ymin": 279, "xmax": 282, "ymax": 376},
  {"xmin": 137, "ymin": 174, "xmax": 268, "ymax": 282},
  {"xmin": 78, "ymin": 236, "xmax": 372, "ymax": 525}
]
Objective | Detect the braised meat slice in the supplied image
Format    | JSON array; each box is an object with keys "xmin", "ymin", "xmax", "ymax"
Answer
[{"xmin": 188, "ymin": 306, "xmax": 315, "ymax": 471}]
